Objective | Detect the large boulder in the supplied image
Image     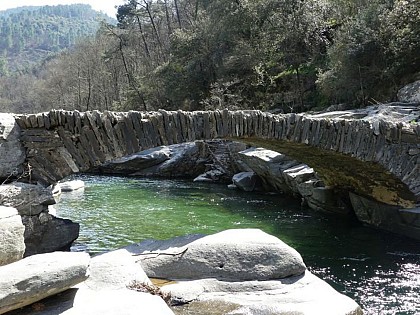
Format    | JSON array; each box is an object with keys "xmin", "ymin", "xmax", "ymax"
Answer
[
  {"xmin": 81, "ymin": 249, "xmax": 152, "ymax": 290},
  {"xmin": 164, "ymin": 272, "xmax": 363, "ymax": 315},
  {"xmin": 22, "ymin": 213, "xmax": 79, "ymax": 256},
  {"xmin": 97, "ymin": 140, "xmax": 246, "ymax": 182},
  {"xmin": 0, "ymin": 114, "xmax": 25, "ymax": 180},
  {"xmin": 126, "ymin": 229, "xmax": 306, "ymax": 281},
  {"xmin": 350, "ymin": 192, "xmax": 420, "ymax": 240},
  {"xmin": 0, "ymin": 182, "xmax": 55, "ymax": 216},
  {"xmin": 0, "ymin": 252, "xmax": 90, "ymax": 314},
  {"xmin": 231, "ymin": 172, "xmax": 259, "ymax": 192},
  {"xmin": 0, "ymin": 206, "xmax": 25, "ymax": 266},
  {"xmin": 0, "ymin": 182, "xmax": 80, "ymax": 256},
  {"xmin": 6, "ymin": 248, "xmax": 174, "ymax": 315},
  {"xmin": 62, "ymin": 289, "xmax": 174, "ymax": 315},
  {"xmin": 235, "ymin": 147, "xmax": 351, "ymax": 214},
  {"xmin": 236, "ymin": 147, "xmax": 299, "ymax": 193},
  {"xmin": 397, "ymin": 80, "xmax": 420, "ymax": 103}
]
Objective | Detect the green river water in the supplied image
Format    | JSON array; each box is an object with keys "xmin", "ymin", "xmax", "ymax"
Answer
[{"xmin": 55, "ymin": 174, "xmax": 420, "ymax": 315}]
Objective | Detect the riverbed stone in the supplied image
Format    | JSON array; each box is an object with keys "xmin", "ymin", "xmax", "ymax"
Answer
[
  {"xmin": 165, "ymin": 272, "xmax": 363, "ymax": 315},
  {"xmin": 127, "ymin": 229, "xmax": 306, "ymax": 281},
  {"xmin": 232, "ymin": 172, "xmax": 259, "ymax": 192},
  {"xmin": 236, "ymin": 147, "xmax": 298, "ymax": 193},
  {"xmin": 0, "ymin": 252, "xmax": 90, "ymax": 314},
  {"xmin": 0, "ymin": 206, "xmax": 25, "ymax": 266}
]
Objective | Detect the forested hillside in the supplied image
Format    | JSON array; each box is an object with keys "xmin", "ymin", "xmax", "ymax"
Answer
[
  {"xmin": 0, "ymin": 4, "xmax": 112, "ymax": 74},
  {"xmin": 0, "ymin": 0, "xmax": 419, "ymax": 114}
]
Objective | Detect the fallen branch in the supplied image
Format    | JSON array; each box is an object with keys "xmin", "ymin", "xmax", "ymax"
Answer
[{"xmin": 132, "ymin": 247, "xmax": 188, "ymax": 258}]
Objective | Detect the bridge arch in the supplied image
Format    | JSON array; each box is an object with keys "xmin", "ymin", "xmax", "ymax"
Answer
[{"xmin": 13, "ymin": 109, "xmax": 419, "ymax": 208}]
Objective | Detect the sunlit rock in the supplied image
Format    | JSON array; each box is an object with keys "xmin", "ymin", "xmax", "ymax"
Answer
[
  {"xmin": 0, "ymin": 113, "xmax": 25, "ymax": 180},
  {"xmin": 0, "ymin": 206, "xmax": 25, "ymax": 266},
  {"xmin": 0, "ymin": 252, "xmax": 89, "ymax": 314},
  {"xmin": 127, "ymin": 229, "xmax": 306, "ymax": 281}
]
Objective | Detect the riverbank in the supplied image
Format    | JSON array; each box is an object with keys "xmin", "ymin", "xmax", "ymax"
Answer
[{"xmin": 2, "ymin": 229, "xmax": 362, "ymax": 315}]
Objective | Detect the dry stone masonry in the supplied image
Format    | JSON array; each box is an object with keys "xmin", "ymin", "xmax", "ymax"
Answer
[{"xmin": 6, "ymin": 105, "xmax": 418, "ymax": 209}]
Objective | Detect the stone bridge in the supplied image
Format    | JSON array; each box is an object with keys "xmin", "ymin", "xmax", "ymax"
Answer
[{"xmin": 1, "ymin": 107, "xmax": 419, "ymax": 208}]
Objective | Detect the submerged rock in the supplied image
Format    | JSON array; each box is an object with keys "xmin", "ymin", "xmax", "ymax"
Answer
[
  {"xmin": 0, "ymin": 206, "xmax": 25, "ymax": 266},
  {"xmin": 127, "ymin": 229, "xmax": 306, "ymax": 281}
]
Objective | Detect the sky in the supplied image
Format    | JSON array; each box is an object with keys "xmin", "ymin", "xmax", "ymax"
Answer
[{"xmin": 0, "ymin": 0, "xmax": 126, "ymax": 18}]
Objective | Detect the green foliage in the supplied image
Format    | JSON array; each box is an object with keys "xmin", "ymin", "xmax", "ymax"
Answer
[
  {"xmin": 1, "ymin": 0, "xmax": 419, "ymax": 114},
  {"xmin": 0, "ymin": 4, "xmax": 112, "ymax": 73},
  {"xmin": 318, "ymin": 0, "xmax": 420, "ymax": 104}
]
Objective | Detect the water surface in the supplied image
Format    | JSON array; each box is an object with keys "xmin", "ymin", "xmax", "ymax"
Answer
[{"xmin": 55, "ymin": 175, "xmax": 420, "ymax": 315}]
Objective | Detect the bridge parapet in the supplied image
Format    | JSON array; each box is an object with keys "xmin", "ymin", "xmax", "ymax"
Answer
[{"xmin": 9, "ymin": 106, "xmax": 420, "ymax": 207}]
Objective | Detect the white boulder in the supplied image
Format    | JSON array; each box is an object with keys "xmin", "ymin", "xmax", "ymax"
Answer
[
  {"xmin": 0, "ymin": 252, "xmax": 90, "ymax": 314},
  {"xmin": 164, "ymin": 272, "xmax": 363, "ymax": 315},
  {"xmin": 0, "ymin": 206, "xmax": 25, "ymax": 266},
  {"xmin": 127, "ymin": 229, "xmax": 306, "ymax": 281}
]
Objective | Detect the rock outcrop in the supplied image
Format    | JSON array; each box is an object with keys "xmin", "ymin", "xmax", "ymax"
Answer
[
  {"xmin": 127, "ymin": 229, "xmax": 306, "ymax": 282},
  {"xmin": 0, "ymin": 182, "xmax": 79, "ymax": 256},
  {"xmin": 398, "ymin": 80, "xmax": 420, "ymax": 103},
  {"xmin": 0, "ymin": 252, "xmax": 90, "ymax": 314},
  {"xmin": 0, "ymin": 206, "xmax": 25, "ymax": 266},
  {"xmin": 0, "ymin": 113, "xmax": 25, "ymax": 180},
  {"xmin": 233, "ymin": 147, "xmax": 352, "ymax": 215},
  {"xmin": 124, "ymin": 229, "xmax": 362, "ymax": 315},
  {"xmin": 3, "ymin": 229, "xmax": 361, "ymax": 315},
  {"xmin": 96, "ymin": 140, "xmax": 246, "ymax": 183},
  {"xmin": 6, "ymin": 248, "xmax": 174, "ymax": 315}
]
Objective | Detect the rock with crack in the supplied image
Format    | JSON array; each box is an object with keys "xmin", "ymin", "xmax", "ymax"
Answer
[{"xmin": 126, "ymin": 229, "xmax": 306, "ymax": 281}]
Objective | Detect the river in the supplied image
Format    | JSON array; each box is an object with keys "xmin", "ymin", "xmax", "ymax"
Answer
[{"xmin": 54, "ymin": 174, "xmax": 420, "ymax": 315}]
